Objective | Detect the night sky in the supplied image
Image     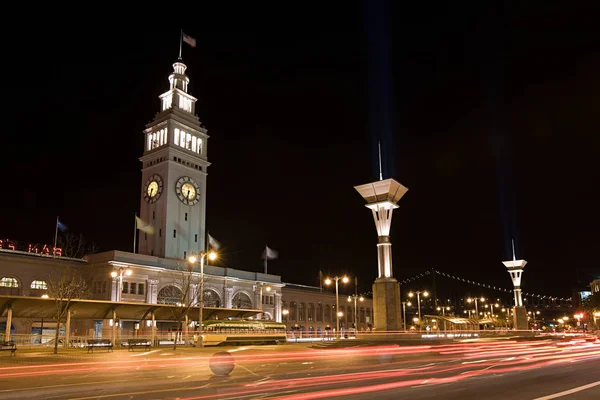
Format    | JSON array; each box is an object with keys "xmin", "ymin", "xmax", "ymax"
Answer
[{"xmin": 2, "ymin": 2, "xmax": 599, "ymax": 299}]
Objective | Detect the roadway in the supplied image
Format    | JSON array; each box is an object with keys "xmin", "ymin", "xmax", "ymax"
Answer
[{"xmin": 0, "ymin": 336, "xmax": 599, "ymax": 399}]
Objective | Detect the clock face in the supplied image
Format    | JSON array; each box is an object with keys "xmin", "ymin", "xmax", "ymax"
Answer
[
  {"xmin": 143, "ymin": 174, "xmax": 163, "ymax": 203},
  {"xmin": 175, "ymin": 176, "xmax": 200, "ymax": 205}
]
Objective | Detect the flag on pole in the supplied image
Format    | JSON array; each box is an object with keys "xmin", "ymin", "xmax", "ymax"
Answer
[
  {"xmin": 182, "ymin": 32, "xmax": 196, "ymax": 48},
  {"xmin": 262, "ymin": 246, "xmax": 278, "ymax": 260},
  {"xmin": 56, "ymin": 218, "xmax": 68, "ymax": 232},
  {"xmin": 135, "ymin": 216, "xmax": 155, "ymax": 235},
  {"xmin": 207, "ymin": 233, "xmax": 221, "ymax": 250}
]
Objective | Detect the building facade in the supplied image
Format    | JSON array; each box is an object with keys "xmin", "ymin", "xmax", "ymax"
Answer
[
  {"xmin": 1, "ymin": 57, "xmax": 374, "ymax": 340},
  {"xmin": 281, "ymin": 284, "xmax": 374, "ymax": 334}
]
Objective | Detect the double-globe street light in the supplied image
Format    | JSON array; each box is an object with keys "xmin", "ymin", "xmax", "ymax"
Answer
[
  {"xmin": 437, "ymin": 306, "xmax": 451, "ymax": 331},
  {"xmin": 188, "ymin": 250, "xmax": 217, "ymax": 346},
  {"xmin": 467, "ymin": 297, "xmax": 485, "ymax": 321},
  {"xmin": 408, "ymin": 290, "xmax": 429, "ymax": 323},
  {"xmin": 325, "ymin": 275, "xmax": 349, "ymax": 337},
  {"xmin": 347, "ymin": 294, "xmax": 364, "ymax": 331},
  {"xmin": 401, "ymin": 301, "xmax": 412, "ymax": 331},
  {"xmin": 110, "ymin": 267, "xmax": 133, "ymax": 302}
]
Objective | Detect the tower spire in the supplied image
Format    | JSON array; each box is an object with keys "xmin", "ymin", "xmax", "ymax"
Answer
[
  {"xmin": 178, "ymin": 29, "xmax": 183, "ymax": 60},
  {"xmin": 378, "ymin": 141, "xmax": 383, "ymax": 181}
]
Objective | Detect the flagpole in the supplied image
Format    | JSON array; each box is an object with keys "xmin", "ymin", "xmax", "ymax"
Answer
[
  {"xmin": 53, "ymin": 216, "xmax": 59, "ymax": 259},
  {"xmin": 133, "ymin": 213, "xmax": 137, "ymax": 253},
  {"xmin": 179, "ymin": 29, "xmax": 183, "ymax": 59},
  {"xmin": 264, "ymin": 245, "xmax": 268, "ymax": 274}
]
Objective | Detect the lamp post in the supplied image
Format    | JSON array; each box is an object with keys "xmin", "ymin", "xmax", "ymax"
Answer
[
  {"xmin": 188, "ymin": 250, "xmax": 217, "ymax": 346},
  {"xmin": 110, "ymin": 267, "xmax": 133, "ymax": 302},
  {"xmin": 408, "ymin": 290, "xmax": 429, "ymax": 323},
  {"xmin": 437, "ymin": 306, "xmax": 450, "ymax": 331},
  {"xmin": 325, "ymin": 275, "xmax": 349, "ymax": 338},
  {"xmin": 401, "ymin": 301, "xmax": 411, "ymax": 331},
  {"xmin": 347, "ymin": 294, "xmax": 364, "ymax": 331},
  {"xmin": 467, "ymin": 297, "xmax": 485, "ymax": 321}
]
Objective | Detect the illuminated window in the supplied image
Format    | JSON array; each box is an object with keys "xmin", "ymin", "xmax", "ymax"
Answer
[
  {"xmin": 0, "ymin": 277, "xmax": 19, "ymax": 287},
  {"xmin": 197, "ymin": 139, "xmax": 202, "ymax": 154},
  {"xmin": 30, "ymin": 280, "xmax": 47, "ymax": 290},
  {"xmin": 174, "ymin": 128, "xmax": 180, "ymax": 146},
  {"xmin": 186, "ymin": 133, "xmax": 192, "ymax": 150},
  {"xmin": 192, "ymin": 136, "xmax": 197, "ymax": 153}
]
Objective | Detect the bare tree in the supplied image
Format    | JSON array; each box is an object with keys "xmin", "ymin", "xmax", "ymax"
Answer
[
  {"xmin": 165, "ymin": 264, "xmax": 197, "ymax": 350},
  {"xmin": 46, "ymin": 267, "xmax": 89, "ymax": 354},
  {"xmin": 57, "ymin": 232, "xmax": 99, "ymax": 259}
]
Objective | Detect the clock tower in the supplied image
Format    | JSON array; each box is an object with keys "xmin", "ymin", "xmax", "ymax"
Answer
[{"xmin": 138, "ymin": 59, "xmax": 210, "ymax": 259}]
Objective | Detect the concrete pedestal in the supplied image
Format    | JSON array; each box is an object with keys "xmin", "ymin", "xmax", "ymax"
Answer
[
  {"xmin": 372, "ymin": 278, "xmax": 402, "ymax": 331},
  {"xmin": 513, "ymin": 306, "xmax": 528, "ymax": 330}
]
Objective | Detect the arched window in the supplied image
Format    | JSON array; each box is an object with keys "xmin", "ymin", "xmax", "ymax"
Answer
[
  {"xmin": 232, "ymin": 292, "xmax": 252, "ymax": 309},
  {"xmin": 307, "ymin": 303, "xmax": 314, "ymax": 321},
  {"xmin": 203, "ymin": 289, "xmax": 221, "ymax": 308},
  {"xmin": 157, "ymin": 285, "xmax": 183, "ymax": 305},
  {"xmin": 316, "ymin": 304, "xmax": 323, "ymax": 322},
  {"xmin": 30, "ymin": 280, "xmax": 48, "ymax": 290},
  {"xmin": 0, "ymin": 277, "xmax": 19, "ymax": 287},
  {"xmin": 324, "ymin": 304, "xmax": 331, "ymax": 322},
  {"xmin": 298, "ymin": 302, "xmax": 306, "ymax": 322},
  {"xmin": 0, "ymin": 277, "xmax": 20, "ymax": 296}
]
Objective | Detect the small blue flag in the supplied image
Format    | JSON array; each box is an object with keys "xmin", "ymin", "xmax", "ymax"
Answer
[{"xmin": 57, "ymin": 219, "xmax": 68, "ymax": 232}]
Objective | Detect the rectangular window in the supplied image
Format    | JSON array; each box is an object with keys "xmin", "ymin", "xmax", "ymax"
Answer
[
  {"xmin": 184, "ymin": 251, "xmax": 187, "ymax": 259},
  {"xmin": 130, "ymin": 282, "xmax": 137, "ymax": 294},
  {"xmin": 153, "ymin": 211, "xmax": 155, "ymax": 220},
  {"xmin": 194, "ymin": 234, "xmax": 197, "ymax": 242},
  {"xmin": 159, "ymin": 229, "xmax": 162, "ymax": 237},
  {"xmin": 185, "ymin": 213, "xmax": 188, "ymax": 221},
  {"xmin": 145, "ymin": 233, "xmax": 147, "ymax": 240},
  {"xmin": 173, "ymin": 230, "xmax": 176, "ymax": 238},
  {"xmin": 138, "ymin": 283, "xmax": 144, "ymax": 295},
  {"xmin": 122, "ymin": 282, "xmax": 129, "ymax": 294}
]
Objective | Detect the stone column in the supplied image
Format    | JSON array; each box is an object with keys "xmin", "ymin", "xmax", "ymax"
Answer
[
  {"xmin": 275, "ymin": 292, "xmax": 282, "ymax": 322},
  {"xmin": 224, "ymin": 287, "xmax": 233, "ymax": 308},
  {"xmin": 148, "ymin": 280, "xmax": 159, "ymax": 304},
  {"xmin": 65, "ymin": 310, "xmax": 71, "ymax": 348},
  {"xmin": 151, "ymin": 313, "xmax": 156, "ymax": 347},
  {"xmin": 4, "ymin": 306, "xmax": 12, "ymax": 341},
  {"xmin": 111, "ymin": 277, "xmax": 120, "ymax": 302}
]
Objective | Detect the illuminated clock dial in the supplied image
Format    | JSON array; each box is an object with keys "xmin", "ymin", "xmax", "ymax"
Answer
[
  {"xmin": 175, "ymin": 176, "xmax": 200, "ymax": 205},
  {"xmin": 143, "ymin": 174, "xmax": 163, "ymax": 203}
]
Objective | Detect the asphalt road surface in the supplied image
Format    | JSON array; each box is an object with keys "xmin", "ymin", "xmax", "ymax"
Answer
[{"xmin": 0, "ymin": 337, "xmax": 599, "ymax": 399}]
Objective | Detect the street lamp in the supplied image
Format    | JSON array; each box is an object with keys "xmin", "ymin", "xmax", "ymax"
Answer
[
  {"xmin": 467, "ymin": 297, "xmax": 485, "ymax": 321},
  {"xmin": 437, "ymin": 306, "xmax": 450, "ymax": 332},
  {"xmin": 408, "ymin": 290, "xmax": 429, "ymax": 323},
  {"xmin": 110, "ymin": 267, "xmax": 133, "ymax": 302},
  {"xmin": 188, "ymin": 250, "xmax": 217, "ymax": 346},
  {"xmin": 325, "ymin": 275, "xmax": 349, "ymax": 337},
  {"xmin": 402, "ymin": 301, "xmax": 412, "ymax": 331},
  {"xmin": 347, "ymin": 294, "xmax": 364, "ymax": 331}
]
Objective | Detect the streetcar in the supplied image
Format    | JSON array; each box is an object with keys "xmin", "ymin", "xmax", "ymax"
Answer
[{"xmin": 200, "ymin": 319, "xmax": 287, "ymax": 346}]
